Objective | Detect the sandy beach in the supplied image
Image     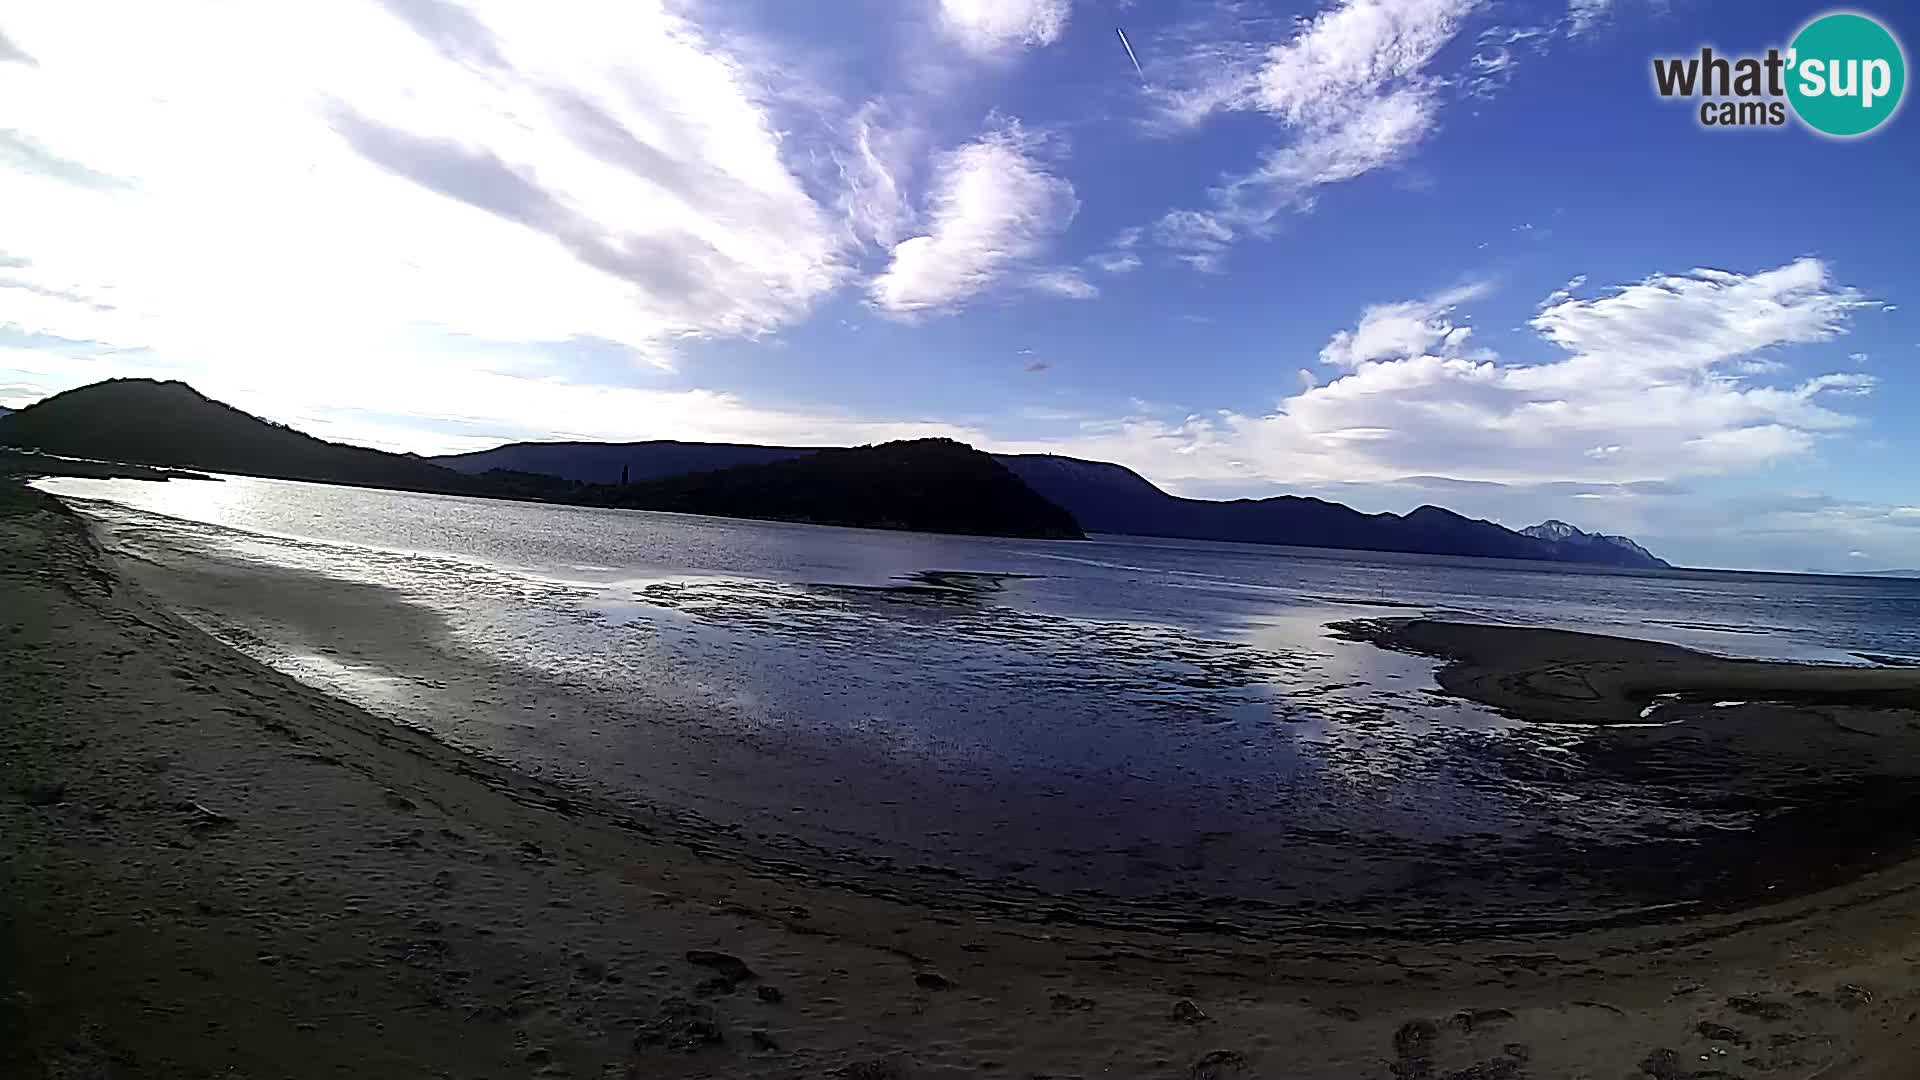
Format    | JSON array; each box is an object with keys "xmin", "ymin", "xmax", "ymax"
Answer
[{"xmin": 9, "ymin": 483, "xmax": 1920, "ymax": 1079}]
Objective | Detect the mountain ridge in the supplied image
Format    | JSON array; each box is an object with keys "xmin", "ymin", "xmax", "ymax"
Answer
[
  {"xmin": 0, "ymin": 380, "xmax": 1082, "ymax": 541},
  {"xmin": 574, "ymin": 438, "xmax": 1083, "ymax": 540},
  {"xmin": 1521, "ymin": 519, "xmax": 1669, "ymax": 569},
  {"xmin": 0, "ymin": 380, "xmax": 1669, "ymax": 565},
  {"xmin": 433, "ymin": 439, "xmax": 1670, "ymax": 569}
]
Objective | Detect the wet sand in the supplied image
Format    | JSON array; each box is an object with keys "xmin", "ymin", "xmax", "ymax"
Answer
[
  {"xmin": 9, "ymin": 485, "xmax": 1920, "ymax": 1078},
  {"xmin": 1338, "ymin": 618, "xmax": 1920, "ymax": 725}
]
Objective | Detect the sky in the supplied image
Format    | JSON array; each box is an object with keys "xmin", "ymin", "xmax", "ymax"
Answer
[{"xmin": 1, "ymin": 0, "xmax": 1917, "ymax": 572}]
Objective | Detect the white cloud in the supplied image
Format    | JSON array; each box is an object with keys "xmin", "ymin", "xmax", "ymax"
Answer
[
  {"xmin": 1029, "ymin": 268, "xmax": 1098, "ymax": 299},
  {"xmin": 867, "ymin": 118, "xmax": 1078, "ymax": 315},
  {"xmin": 0, "ymin": 1, "xmax": 848, "ymax": 371},
  {"xmin": 1241, "ymin": 0, "xmax": 1475, "ymax": 124},
  {"xmin": 1087, "ymin": 251, "xmax": 1142, "ymax": 274},
  {"xmin": 1515, "ymin": 258, "xmax": 1868, "ymax": 392},
  {"xmin": 835, "ymin": 102, "xmax": 920, "ymax": 249},
  {"xmin": 1084, "ymin": 225, "xmax": 1144, "ymax": 274},
  {"xmin": 1464, "ymin": 24, "xmax": 1555, "ymax": 97},
  {"xmin": 1154, "ymin": 209, "xmax": 1235, "ymax": 271},
  {"xmin": 936, "ymin": 0, "xmax": 1071, "ymax": 55},
  {"xmin": 1565, "ymin": 0, "xmax": 1613, "ymax": 37},
  {"xmin": 1319, "ymin": 281, "xmax": 1489, "ymax": 367},
  {"xmin": 1017, "ymin": 259, "xmax": 1877, "ymax": 490},
  {"xmin": 1150, "ymin": 0, "xmax": 1479, "ymax": 265}
]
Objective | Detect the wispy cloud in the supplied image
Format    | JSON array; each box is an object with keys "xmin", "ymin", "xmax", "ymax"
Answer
[
  {"xmin": 1565, "ymin": 0, "xmax": 1614, "ymax": 37},
  {"xmin": 1087, "ymin": 251, "xmax": 1142, "ymax": 274},
  {"xmin": 0, "ymin": 1, "xmax": 852, "ymax": 372},
  {"xmin": 1147, "ymin": 0, "xmax": 1481, "ymax": 266},
  {"xmin": 1319, "ymin": 281, "xmax": 1489, "ymax": 367},
  {"xmin": 935, "ymin": 0, "xmax": 1072, "ymax": 55},
  {"xmin": 0, "ymin": 129, "xmax": 134, "ymax": 190},
  {"xmin": 868, "ymin": 117, "xmax": 1078, "ymax": 316},
  {"xmin": 0, "ymin": 26, "xmax": 36, "ymax": 65},
  {"xmin": 1029, "ymin": 267, "xmax": 1099, "ymax": 299}
]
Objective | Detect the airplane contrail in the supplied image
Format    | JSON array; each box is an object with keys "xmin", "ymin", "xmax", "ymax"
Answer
[{"xmin": 1116, "ymin": 27, "xmax": 1145, "ymax": 81}]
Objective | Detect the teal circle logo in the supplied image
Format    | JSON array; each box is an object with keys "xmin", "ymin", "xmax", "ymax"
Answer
[{"xmin": 1787, "ymin": 12, "xmax": 1906, "ymax": 137}]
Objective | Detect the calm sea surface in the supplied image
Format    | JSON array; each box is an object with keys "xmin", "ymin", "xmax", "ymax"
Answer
[{"xmin": 36, "ymin": 474, "xmax": 1920, "ymax": 922}]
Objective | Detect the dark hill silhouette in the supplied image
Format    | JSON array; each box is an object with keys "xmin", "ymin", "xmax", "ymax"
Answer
[
  {"xmin": 0, "ymin": 379, "xmax": 479, "ymax": 494},
  {"xmin": 583, "ymin": 439, "xmax": 1084, "ymax": 540},
  {"xmin": 430, "ymin": 436, "xmax": 1671, "ymax": 568},
  {"xmin": 5, "ymin": 380, "xmax": 1667, "ymax": 563},
  {"xmin": 997, "ymin": 453, "xmax": 1551, "ymax": 560},
  {"xmin": 0, "ymin": 380, "xmax": 1083, "ymax": 541},
  {"xmin": 434, "ymin": 440, "xmax": 812, "ymax": 485},
  {"xmin": 994, "ymin": 454, "xmax": 1672, "ymax": 568}
]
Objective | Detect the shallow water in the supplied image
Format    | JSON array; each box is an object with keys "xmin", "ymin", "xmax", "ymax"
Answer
[{"xmin": 36, "ymin": 475, "xmax": 1920, "ymax": 924}]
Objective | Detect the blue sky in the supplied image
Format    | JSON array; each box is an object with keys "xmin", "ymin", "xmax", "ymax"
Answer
[{"xmin": 1, "ymin": 0, "xmax": 1917, "ymax": 571}]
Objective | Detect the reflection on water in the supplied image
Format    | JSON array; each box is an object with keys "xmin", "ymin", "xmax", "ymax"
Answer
[{"xmin": 33, "ymin": 474, "xmax": 1920, "ymax": 922}]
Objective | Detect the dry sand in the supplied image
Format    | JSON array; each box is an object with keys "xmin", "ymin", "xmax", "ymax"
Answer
[{"xmin": 8, "ymin": 485, "xmax": 1920, "ymax": 1079}]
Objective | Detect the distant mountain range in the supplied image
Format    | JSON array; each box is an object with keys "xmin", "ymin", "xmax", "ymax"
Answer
[
  {"xmin": 0, "ymin": 380, "xmax": 1079, "ymax": 540},
  {"xmin": 1520, "ymin": 519, "xmax": 1667, "ymax": 569},
  {"xmin": 1, "ymin": 379, "xmax": 1670, "ymax": 566},
  {"xmin": 434, "ymin": 440, "xmax": 810, "ymax": 485},
  {"xmin": 433, "ymin": 440, "xmax": 1671, "ymax": 569},
  {"xmin": 995, "ymin": 455, "xmax": 1668, "ymax": 568}
]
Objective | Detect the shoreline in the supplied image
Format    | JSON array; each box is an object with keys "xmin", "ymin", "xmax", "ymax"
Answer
[{"xmin": 9, "ymin": 485, "xmax": 1920, "ymax": 1077}]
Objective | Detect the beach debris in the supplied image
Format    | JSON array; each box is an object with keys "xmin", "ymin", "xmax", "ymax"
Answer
[
  {"xmin": 1695, "ymin": 1021, "xmax": 1746, "ymax": 1045},
  {"xmin": 1393, "ymin": 1018, "xmax": 1438, "ymax": 1059},
  {"xmin": 1049, "ymin": 991, "xmax": 1096, "ymax": 1012},
  {"xmin": 913, "ymin": 970, "xmax": 951, "ymax": 991},
  {"xmin": 1638, "ymin": 1048, "xmax": 1692, "ymax": 1080},
  {"xmin": 755, "ymin": 984, "xmax": 783, "ymax": 1003},
  {"xmin": 634, "ymin": 997, "xmax": 724, "ymax": 1052},
  {"xmin": 181, "ymin": 800, "xmax": 233, "ymax": 830},
  {"xmin": 1450, "ymin": 1007, "xmax": 1515, "ymax": 1031},
  {"xmin": 685, "ymin": 950, "xmax": 756, "ymax": 994},
  {"xmin": 1444, "ymin": 1056, "xmax": 1525, "ymax": 1080},
  {"xmin": 1390, "ymin": 1017, "xmax": 1449, "ymax": 1080},
  {"xmin": 1839, "ymin": 983, "xmax": 1873, "ymax": 1007},
  {"xmin": 748, "ymin": 1028, "xmax": 779, "ymax": 1051},
  {"xmin": 831, "ymin": 1056, "xmax": 909, "ymax": 1080},
  {"xmin": 1171, "ymin": 997, "xmax": 1210, "ymax": 1024},
  {"xmin": 1724, "ymin": 994, "xmax": 1790, "ymax": 1021},
  {"xmin": 1189, "ymin": 1049, "xmax": 1248, "ymax": 1079},
  {"xmin": 21, "ymin": 780, "xmax": 67, "ymax": 806}
]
